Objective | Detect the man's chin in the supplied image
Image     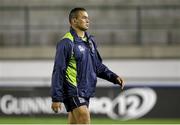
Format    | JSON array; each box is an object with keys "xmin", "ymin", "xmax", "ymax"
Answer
[
  {"xmin": 80, "ymin": 27, "xmax": 88, "ymax": 31},
  {"xmin": 84, "ymin": 28, "xmax": 88, "ymax": 31}
]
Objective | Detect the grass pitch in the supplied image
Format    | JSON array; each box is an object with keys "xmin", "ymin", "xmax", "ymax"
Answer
[{"xmin": 0, "ymin": 116, "xmax": 180, "ymax": 124}]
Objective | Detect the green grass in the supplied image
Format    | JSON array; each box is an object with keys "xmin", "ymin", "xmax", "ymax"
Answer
[{"xmin": 0, "ymin": 116, "xmax": 180, "ymax": 124}]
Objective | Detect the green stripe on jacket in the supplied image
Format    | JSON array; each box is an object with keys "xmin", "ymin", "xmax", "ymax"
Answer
[{"xmin": 63, "ymin": 32, "xmax": 77, "ymax": 87}]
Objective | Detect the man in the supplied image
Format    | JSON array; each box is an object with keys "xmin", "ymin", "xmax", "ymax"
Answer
[{"xmin": 51, "ymin": 7, "xmax": 124, "ymax": 124}]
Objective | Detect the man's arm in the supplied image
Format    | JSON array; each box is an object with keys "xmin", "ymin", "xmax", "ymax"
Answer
[
  {"xmin": 51, "ymin": 39, "xmax": 72, "ymax": 112},
  {"xmin": 96, "ymin": 50, "xmax": 124, "ymax": 89}
]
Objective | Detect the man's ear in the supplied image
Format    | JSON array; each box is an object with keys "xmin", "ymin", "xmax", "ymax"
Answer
[{"xmin": 72, "ymin": 18, "xmax": 77, "ymax": 24}]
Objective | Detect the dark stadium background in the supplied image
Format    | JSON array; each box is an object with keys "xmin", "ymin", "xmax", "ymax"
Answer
[{"xmin": 0, "ymin": 0, "xmax": 180, "ymax": 124}]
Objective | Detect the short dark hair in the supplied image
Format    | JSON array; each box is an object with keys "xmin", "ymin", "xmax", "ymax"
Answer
[{"xmin": 69, "ymin": 7, "xmax": 86, "ymax": 23}]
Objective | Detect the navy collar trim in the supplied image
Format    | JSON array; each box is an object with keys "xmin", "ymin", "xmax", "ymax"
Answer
[{"xmin": 70, "ymin": 27, "xmax": 92, "ymax": 42}]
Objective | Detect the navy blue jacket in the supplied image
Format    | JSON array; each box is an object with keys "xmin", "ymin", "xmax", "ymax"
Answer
[{"xmin": 51, "ymin": 28, "xmax": 119, "ymax": 102}]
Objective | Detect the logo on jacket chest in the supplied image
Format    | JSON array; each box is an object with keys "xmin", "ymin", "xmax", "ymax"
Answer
[{"xmin": 78, "ymin": 45, "xmax": 85, "ymax": 52}]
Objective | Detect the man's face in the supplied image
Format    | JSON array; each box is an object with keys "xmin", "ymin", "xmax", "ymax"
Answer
[{"xmin": 73, "ymin": 11, "xmax": 89, "ymax": 31}]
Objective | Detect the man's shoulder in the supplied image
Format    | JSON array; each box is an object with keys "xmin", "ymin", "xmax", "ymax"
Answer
[
  {"xmin": 59, "ymin": 32, "xmax": 74, "ymax": 43},
  {"xmin": 56, "ymin": 37, "xmax": 73, "ymax": 50},
  {"xmin": 88, "ymin": 35, "xmax": 98, "ymax": 48}
]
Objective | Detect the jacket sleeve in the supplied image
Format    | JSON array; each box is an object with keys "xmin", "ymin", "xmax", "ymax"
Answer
[
  {"xmin": 51, "ymin": 39, "xmax": 72, "ymax": 102},
  {"xmin": 95, "ymin": 47, "xmax": 119, "ymax": 84}
]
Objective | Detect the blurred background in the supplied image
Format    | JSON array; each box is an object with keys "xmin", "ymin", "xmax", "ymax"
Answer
[{"xmin": 0, "ymin": 0, "xmax": 180, "ymax": 124}]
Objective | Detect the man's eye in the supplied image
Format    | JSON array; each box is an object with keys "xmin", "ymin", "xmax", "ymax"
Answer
[{"xmin": 83, "ymin": 17, "xmax": 88, "ymax": 19}]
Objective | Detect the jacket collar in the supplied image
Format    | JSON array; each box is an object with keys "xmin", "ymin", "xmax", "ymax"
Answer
[{"xmin": 70, "ymin": 27, "xmax": 91, "ymax": 42}]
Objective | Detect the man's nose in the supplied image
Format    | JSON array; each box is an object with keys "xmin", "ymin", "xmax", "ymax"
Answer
[{"xmin": 86, "ymin": 18, "xmax": 89, "ymax": 23}]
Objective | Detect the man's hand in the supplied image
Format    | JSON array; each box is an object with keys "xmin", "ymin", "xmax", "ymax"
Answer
[
  {"xmin": 116, "ymin": 76, "xmax": 125, "ymax": 90},
  {"xmin": 51, "ymin": 102, "xmax": 61, "ymax": 113}
]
